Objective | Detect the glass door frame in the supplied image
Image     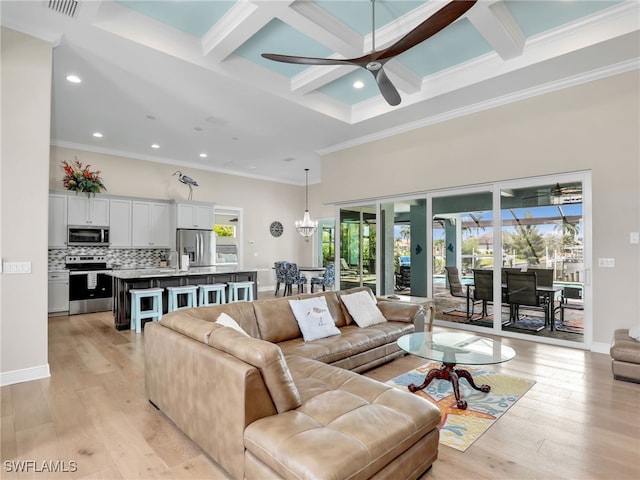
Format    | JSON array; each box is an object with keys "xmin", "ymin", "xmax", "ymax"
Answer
[{"xmin": 335, "ymin": 170, "xmax": 591, "ymax": 349}]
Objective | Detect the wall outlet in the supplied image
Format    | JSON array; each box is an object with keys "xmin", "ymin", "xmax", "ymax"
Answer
[
  {"xmin": 631, "ymin": 232, "xmax": 640, "ymax": 244},
  {"xmin": 598, "ymin": 258, "xmax": 615, "ymax": 268}
]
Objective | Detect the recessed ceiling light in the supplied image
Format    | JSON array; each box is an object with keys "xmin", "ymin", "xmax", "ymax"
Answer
[
  {"xmin": 66, "ymin": 74, "xmax": 81, "ymax": 83},
  {"xmin": 199, "ymin": 153, "xmax": 207, "ymax": 158},
  {"xmin": 92, "ymin": 132, "xmax": 103, "ymax": 138},
  {"xmin": 151, "ymin": 144, "xmax": 160, "ymax": 149},
  {"xmin": 353, "ymin": 80, "xmax": 364, "ymax": 89}
]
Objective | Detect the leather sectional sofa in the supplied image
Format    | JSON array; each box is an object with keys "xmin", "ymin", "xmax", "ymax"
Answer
[{"xmin": 145, "ymin": 287, "xmax": 441, "ymax": 479}]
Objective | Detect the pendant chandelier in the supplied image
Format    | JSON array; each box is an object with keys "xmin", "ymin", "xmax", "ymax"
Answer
[{"xmin": 295, "ymin": 168, "xmax": 318, "ymax": 240}]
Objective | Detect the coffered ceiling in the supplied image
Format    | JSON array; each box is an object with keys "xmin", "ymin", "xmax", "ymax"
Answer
[{"xmin": 2, "ymin": 1, "xmax": 638, "ymax": 185}]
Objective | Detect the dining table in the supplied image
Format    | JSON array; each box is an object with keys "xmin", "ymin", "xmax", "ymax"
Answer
[{"xmin": 460, "ymin": 281, "xmax": 563, "ymax": 330}]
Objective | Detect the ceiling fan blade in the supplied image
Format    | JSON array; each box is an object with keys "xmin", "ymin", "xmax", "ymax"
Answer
[
  {"xmin": 261, "ymin": 53, "xmax": 355, "ymax": 67},
  {"xmin": 373, "ymin": 67, "xmax": 401, "ymax": 106},
  {"xmin": 377, "ymin": 0, "xmax": 477, "ymax": 61}
]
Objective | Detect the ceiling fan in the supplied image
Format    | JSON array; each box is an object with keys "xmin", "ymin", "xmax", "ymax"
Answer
[
  {"xmin": 261, "ymin": 0, "xmax": 477, "ymax": 106},
  {"xmin": 524, "ymin": 183, "xmax": 583, "ymax": 202}
]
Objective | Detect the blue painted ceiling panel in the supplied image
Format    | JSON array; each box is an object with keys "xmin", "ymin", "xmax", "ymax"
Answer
[
  {"xmin": 235, "ymin": 19, "xmax": 334, "ymax": 77},
  {"xmin": 397, "ymin": 18, "xmax": 492, "ymax": 77},
  {"xmin": 504, "ymin": 0, "xmax": 622, "ymax": 37},
  {"xmin": 116, "ymin": 0, "xmax": 235, "ymax": 37}
]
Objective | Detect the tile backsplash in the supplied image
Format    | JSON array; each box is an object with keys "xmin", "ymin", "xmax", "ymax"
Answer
[{"xmin": 49, "ymin": 247, "xmax": 170, "ymax": 270}]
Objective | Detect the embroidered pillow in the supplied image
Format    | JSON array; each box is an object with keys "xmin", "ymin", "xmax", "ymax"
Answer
[
  {"xmin": 629, "ymin": 326, "xmax": 640, "ymax": 341},
  {"xmin": 216, "ymin": 312, "xmax": 249, "ymax": 336},
  {"xmin": 340, "ymin": 290, "xmax": 387, "ymax": 328},
  {"xmin": 288, "ymin": 296, "xmax": 341, "ymax": 342}
]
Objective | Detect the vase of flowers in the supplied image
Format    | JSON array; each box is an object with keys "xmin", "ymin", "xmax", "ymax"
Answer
[{"xmin": 61, "ymin": 158, "xmax": 107, "ymax": 196}]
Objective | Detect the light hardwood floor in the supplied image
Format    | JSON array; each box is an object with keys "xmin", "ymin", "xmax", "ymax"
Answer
[{"xmin": 1, "ymin": 308, "xmax": 638, "ymax": 479}]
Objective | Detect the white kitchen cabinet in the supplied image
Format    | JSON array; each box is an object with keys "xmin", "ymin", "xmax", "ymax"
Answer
[
  {"xmin": 132, "ymin": 201, "xmax": 171, "ymax": 248},
  {"xmin": 175, "ymin": 201, "xmax": 214, "ymax": 229},
  {"xmin": 67, "ymin": 195, "xmax": 110, "ymax": 226},
  {"xmin": 48, "ymin": 271, "xmax": 69, "ymax": 314},
  {"xmin": 48, "ymin": 194, "xmax": 68, "ymax": 247},
  {"xmin": 109, "ymin": 199, "xmax": 132, "ymax": 247}
]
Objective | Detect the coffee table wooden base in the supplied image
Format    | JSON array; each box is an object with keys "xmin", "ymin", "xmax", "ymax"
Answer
[{"xmin": 408, "ymin": 363, "xmax": 491, "ymax": 410}]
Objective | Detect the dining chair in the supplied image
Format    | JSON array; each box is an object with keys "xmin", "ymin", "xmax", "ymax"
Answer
[
  {"xmin": 443, "ymin": 266, "xmax": 480, "ymax": 318},
  {"xmin": 505, "ymin": 271, "xmax": 545, "ymax": 330},
  {"xmin": 395, "ymin": 265, "xmax": 411, "ymax": 291},
  {"xmin": 274, "ymin": 261, "xmax": 287, "ymax": 296},
  {"xmin": 559, "ymin": 286, "xmax": 584, "ymax": 324},
  {"xmin": 284, "ymin": 262, "xmax": 307, "ymax": 296},
  {"xmin": 310, "ymin": 264, "xmax": 335, "ymax": 293},
  {"xmin": 472, "ymin": 269, "xmax": 493, "ymax": 317}
]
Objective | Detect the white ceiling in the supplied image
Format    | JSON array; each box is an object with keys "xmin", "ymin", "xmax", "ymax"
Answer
[{"xmin": 2, "ymin": 0, "xmax": 638, "ymax": 185}]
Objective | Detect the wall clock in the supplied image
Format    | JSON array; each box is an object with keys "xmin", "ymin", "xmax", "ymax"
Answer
[{"xmin": 270, "ymin": 221, "xmax": 283, "ymax": 237}]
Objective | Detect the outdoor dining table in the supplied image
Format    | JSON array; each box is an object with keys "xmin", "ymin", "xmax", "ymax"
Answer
[{"xmin": 461, "ymin": 282, "xmax": 563, "ymax": 330}]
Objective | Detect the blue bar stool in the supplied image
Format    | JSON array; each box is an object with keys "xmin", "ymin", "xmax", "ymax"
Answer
[
  {"xmin": 198, "ymin": 283, "xmax": 227, "ymax": 306},
  {"xmin": 130, "ymin": 288, "xmax": 164, "ymax": 333},
  {"xmin": 228, "ymin": 281, "xmax": 255, "ymax": 302},
  {"xmin": 166, "ymin": 285, "xmax": 198, "ymax": 311}
]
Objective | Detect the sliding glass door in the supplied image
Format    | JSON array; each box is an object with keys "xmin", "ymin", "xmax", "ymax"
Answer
[
  {"xmin": 338, "ymin": 205, "xmax": 377, "ymax": 290},
  {"xmin": 431, "ymin": 189, "xmax": 494, "ymax": 329},
  {"xmin": 500, "ymin": 180, "xmax": 584, "ymax": 341}
]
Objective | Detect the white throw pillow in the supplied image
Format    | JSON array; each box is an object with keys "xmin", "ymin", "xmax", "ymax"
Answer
[
  {"xmin": 216, "ymin": 312, "xmax": 249, "ymax": 336},
  {"xmin": 288, "ymin": 296, "xmax": 341, "ymax": 342},
  {"xmin": 340, "ymin": 290, "xmax": 387, "ymax": 328},
  {"xmin": 629, "ymin": 326, "xmax": 640, "ymax": 341}
]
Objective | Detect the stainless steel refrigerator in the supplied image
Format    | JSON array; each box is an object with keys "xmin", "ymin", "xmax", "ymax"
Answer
[{"xmin": 176, "ymin": 229, "xmax": 216, "ymax": 267}]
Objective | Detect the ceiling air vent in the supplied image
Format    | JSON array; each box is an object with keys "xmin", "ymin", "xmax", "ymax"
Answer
[{"xmin": 47, "ymin": 0, "xmax": 79, "ymax": 18}]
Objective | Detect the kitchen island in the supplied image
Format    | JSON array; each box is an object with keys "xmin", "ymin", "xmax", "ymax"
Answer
[{"xmin": 109, "ymin": 266, "xmax": 258, "ymax": 330}]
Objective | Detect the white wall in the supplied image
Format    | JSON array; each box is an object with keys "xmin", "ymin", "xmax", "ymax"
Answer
[
  {"xmin": 1, "ymin": 28, "xmax": 52, "ymax": 385},
  {"xmin": 321, "ymin": 71, "xmax": 640, "ymax": 346}
]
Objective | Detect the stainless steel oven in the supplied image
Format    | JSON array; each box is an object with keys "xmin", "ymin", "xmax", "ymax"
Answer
[{"xmin": 66, "ymin": 255, "xmax": 113, "ymax": 314}]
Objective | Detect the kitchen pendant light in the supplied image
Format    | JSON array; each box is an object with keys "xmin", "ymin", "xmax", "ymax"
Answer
[{"xmin": 295, "ymin": 168, "xmax": 318, "ymax": 240}]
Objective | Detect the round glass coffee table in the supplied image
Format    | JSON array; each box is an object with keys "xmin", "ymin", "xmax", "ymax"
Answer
[{"xmin": 397, "ymin": 332, "xmax": 516, "ymax": 409}]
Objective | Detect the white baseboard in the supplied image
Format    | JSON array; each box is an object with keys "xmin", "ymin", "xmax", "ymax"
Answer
[{"xmin": 0, "ymin": 364, "xmax": 50, "ymax": 387}]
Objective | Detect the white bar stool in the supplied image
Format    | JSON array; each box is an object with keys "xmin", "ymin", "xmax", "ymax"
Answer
[
  {"xmin": 228, "ymin": 281, "xmax": 254, "ymax": 302},
  {"xmin": 166, "ymin": 285, "xmax": 198, "ymax": 311},
  {"xmin": 198, "ymin": 283, "xmax": 227, "ymax": 306},
  {"xmin": 130, "ymin": 288, "xmax": 164, "ymax": 333}
]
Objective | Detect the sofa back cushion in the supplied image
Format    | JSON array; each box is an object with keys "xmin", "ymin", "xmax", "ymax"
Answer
[
  {"xmin": 253, "ymin": 297, "xmax": 302, "ymax": 343},
  {"xmin": 184, "ymin": 302, "xmax": 261, "ymax": 338},
  {"xmin": 208, "ymin": 327, "xmax": 301, "ymax": 413}
]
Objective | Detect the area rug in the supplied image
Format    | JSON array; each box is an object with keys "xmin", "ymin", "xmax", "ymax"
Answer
[{"xmin": 387, "ymin": 362, "xmax": 535, "ymax": 452}]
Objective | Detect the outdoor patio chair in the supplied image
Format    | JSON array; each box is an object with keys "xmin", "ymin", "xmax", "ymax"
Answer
[
  {"xmin": 559, "ymin": 286, "xmax": 584, "ymax": 324},
  {"xmin": 505, "ymin": 271, "xmax": 545, "ymax": 331},
  {"xmin": 340, "ymin": 258, "xmax": 358, "ymax": 277},
  {"xmin": 472, "ymin": 269, "xmax": 494, "ymax": 317},
  {"xmin": 443, "ymin": 266, "xmax": 480, "ymax": 318},
  {"xmin": 395, "ymin": 265, "xmax": 411, "ymax": 291}
]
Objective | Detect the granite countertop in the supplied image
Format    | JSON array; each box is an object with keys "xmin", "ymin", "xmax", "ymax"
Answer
[{"xmin": 108, "ymin": 266, "xmax": 258, "ymax": 279}]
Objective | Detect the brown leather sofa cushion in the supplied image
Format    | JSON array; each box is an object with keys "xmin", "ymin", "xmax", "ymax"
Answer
[
  {"xmin": 244, "ymin": 355, "xmax": 441, "ymax": 480},
  {"xmin": 278, "ymin": 322, "xmax": 414, "ymax": 364},
  {"xmin": 208, "ymin": 327, "xmax": 302, "ymax": 413},
  {"xmin": 159, "ymin": 313, "xmax": 218, "ymax": 343},
  {"xmin": 184, "ymin": 301, "xmax": 262, "ymax": 338}
]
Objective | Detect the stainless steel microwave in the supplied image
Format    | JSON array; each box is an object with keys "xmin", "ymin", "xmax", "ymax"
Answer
[{"xmin": 67, "ymin": 226, "xmax": 110, "ymax": 246}]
